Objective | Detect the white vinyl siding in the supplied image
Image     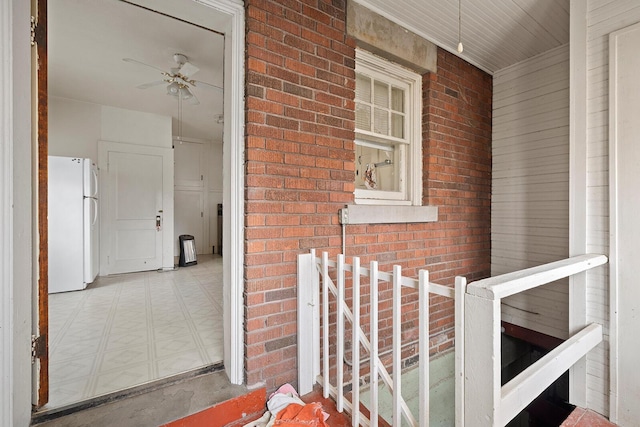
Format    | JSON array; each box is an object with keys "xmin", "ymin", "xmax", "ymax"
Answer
[
  {"xmin": 492, "ymin": 44, "xmax": 570, "ymax": 340},
  {"xmin": 581, "ymin": 0, "xmax": 640, "ymax": 417}
]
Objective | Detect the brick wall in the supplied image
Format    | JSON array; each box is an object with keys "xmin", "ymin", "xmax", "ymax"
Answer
[
  {"xmin": 244, "ymin": 0, "xmax": 491, "ymax": 391},
  {"xmin": 244, "ymin": 0, "xmax": 355, "ymax": 389}
]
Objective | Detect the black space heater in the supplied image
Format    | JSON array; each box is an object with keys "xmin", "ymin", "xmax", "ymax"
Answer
[{"xmin": 179, "ymin": 234, "xmax": 197, "ymax": 267}]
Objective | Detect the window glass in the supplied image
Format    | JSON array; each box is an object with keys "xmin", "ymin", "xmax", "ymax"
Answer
[{"xmin": 354, "ymin": 50, "xmax": 421, "ymax": 205}]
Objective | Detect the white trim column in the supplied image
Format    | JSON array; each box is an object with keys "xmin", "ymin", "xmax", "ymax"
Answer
[
  {"xmin": 568, "ymin": 0, "xmax": 588, "ymax": 409},
  {"xmin": 1, "ymin": 0, "xmax": 35, "ymax": 425}
]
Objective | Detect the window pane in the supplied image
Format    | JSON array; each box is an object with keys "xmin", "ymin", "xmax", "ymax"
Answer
[
  {"xmin": 374, "ymin": 81, "xmax": 389, "ymax": 107},
  {"xmin": 374, "ymin": 107, "xmax": 388, "ymax": 135},
  {"xmin": 356, "ymin": 74, "xmax": 371, "ymax": 102},
  {"xmin": 356, "ymin": 143, "xmax": 397, "ymax": 192},
  {"xmin": 391, "ymin": 113, "xmax": 404, "ymax": 138},
  {"xmin": 391, "ymin": 87, "xmax": 404, "ymax": 112},
  {"xmin": 356, "ymin": 103, "xmax": 371, "ymax": 131}
]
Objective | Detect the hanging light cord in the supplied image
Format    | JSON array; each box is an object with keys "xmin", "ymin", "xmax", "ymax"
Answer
[{"xmin": 457, "ymin": 0, "xmax": 464, "ymax": 53}]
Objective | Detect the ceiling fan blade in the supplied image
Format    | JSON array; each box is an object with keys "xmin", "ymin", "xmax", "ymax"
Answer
[
  {"xmin": 123, "ymin": 58, "xmax": 167, "ymax": 74},
  {"xmin": 193, "ymin": 80, "xmax": 223, "ymax": 91},
  {"xmin": 179, "ymin": 62, "xmax": 199, "ymax": 78},
  {"xmin": 136, "ymin": 80, "xmax": 166, "ymax": 90}
]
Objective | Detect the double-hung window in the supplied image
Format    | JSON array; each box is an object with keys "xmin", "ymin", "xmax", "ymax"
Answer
[{"xmin": 354, "ymin": 49, "xmax": 422, "ymax": 205}]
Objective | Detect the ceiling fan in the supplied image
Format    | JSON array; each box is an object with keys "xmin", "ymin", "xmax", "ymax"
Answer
[{"xmin": 123, "ymin": 53, "xmax": 222, "ymax": 105}]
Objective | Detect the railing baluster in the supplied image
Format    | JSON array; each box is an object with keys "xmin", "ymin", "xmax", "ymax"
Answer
[
  {"xmin": 392, "ymin": 265, "xmax": 402, "ymax": 426},
  {"xmin": 419, "ymin": 270, "xmax": 429, "ymax": 427},
  {"xmin": 337, "ymin": 254, "xmax": 345, "ymax": 412},
  {"xmin": 322, "ymin": 251, "xmax": 330, "ymax": 399},
  {"xmin": 352, "ymin": 256, "xmax": 361, "ymax": 427},
  {"xmin": 370, "ymin": 261, "xmax": 379, "ymax": 427}
]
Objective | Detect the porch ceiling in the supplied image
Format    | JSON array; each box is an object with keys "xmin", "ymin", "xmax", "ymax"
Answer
[{"xmin": 354, "ymin": 0, "xmax": 570, "ymax": 74}]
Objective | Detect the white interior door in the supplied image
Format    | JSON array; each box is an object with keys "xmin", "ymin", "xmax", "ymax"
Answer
[
  {"xmin": 175, "ymin": 190, "xmax": 204, "ymax": 254},
  {"xmin": 102, "ymin": 145, "xmax": 167, "ymax": 274},
  {"xmin": 610, "ymin": 22, "xmax": 640, "ymax": 425},
  {"xmin": 174, "ymin": 140, "xmax": 207, "ymax": 255}
]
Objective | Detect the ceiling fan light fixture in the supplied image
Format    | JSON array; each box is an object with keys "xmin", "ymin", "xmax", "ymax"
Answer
[
  {"xmin": 167, "ymin": 81, "xmax": 180, "ymax": 96},
  {"xmin": 179, "ymin": 87, "xmax": 193, "ymax": 100}
]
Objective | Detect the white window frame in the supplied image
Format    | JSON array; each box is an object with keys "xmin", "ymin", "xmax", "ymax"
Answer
[{"xmin": 354, "ymin": 49, "xmax": 422, "ymax": 206}]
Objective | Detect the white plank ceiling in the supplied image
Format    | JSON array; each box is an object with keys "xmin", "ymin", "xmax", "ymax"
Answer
[{"xmin": 354, "ymin": 0, "xmax": 570, "ymax": 74}]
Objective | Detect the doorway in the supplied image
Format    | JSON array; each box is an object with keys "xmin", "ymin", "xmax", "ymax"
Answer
[{"xmin": 35, "ymin": 0, "xmax": 245, "ymax": 411}]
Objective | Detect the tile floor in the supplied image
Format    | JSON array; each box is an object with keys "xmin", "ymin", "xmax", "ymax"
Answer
[{"xmin": 45, "ymin": 255, "xmax": 223, "ymax": 409}]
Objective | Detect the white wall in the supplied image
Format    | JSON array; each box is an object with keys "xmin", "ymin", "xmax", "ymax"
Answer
[
  {"xmin": 101, "ymin": 105, "xmax": 172, "ymax": 148},
  {"xmin": 492, "ymin": 44, "xmax": 570, "ymax": 339},
  {"xmin": 49, "ymin": 97, "xmax": 172, "ymax": 157},
  {"xmin": 574, "ymin": 0, "xmax": 640, "ymax": 418},
  {"xmin": 49, "ymin": 97, "xmax": 101, "ymax": 159}
]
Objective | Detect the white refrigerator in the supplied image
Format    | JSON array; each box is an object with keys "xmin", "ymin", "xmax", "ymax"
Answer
[{"xmin": 48, "ymin": 156, "xmax": 99, "ymax": 293}]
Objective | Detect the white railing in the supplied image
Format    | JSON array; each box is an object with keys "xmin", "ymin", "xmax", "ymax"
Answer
[
  {"xmin": 298, "ymin": 251, "xmax": 607, "ymax": 426},
  {"xmin": 298, "ymin": 250, "xmax": 458, "ymax": 427},
  {"xmin": 460, "ymin": 254, "xmax": 608, "ymax": 426}
]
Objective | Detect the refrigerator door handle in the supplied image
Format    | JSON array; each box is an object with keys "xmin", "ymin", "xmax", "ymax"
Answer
[
  {"xmin": 91, "ymin": 198, "xmax": 98, "ymax": 226},
  {"xmin": 92, "ymin": 168, "xmax": 98, "ymax": 197}
]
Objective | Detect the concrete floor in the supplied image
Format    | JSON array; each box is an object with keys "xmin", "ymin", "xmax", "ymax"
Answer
[
  {"xmin": 360, "ymin": 350, "xmax": 455, "ymax": 427},
  {"xmin": 31, "ymin": 368, "xmax": 249, "ymax": 427}
]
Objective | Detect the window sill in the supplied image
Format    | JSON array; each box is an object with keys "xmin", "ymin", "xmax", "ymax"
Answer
[{"xmin": 340, "ymin": 204, "xmax": 438, "ymax": 225}]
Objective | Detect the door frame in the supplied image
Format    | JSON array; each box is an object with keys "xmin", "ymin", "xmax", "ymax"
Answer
[
  {"xmin": 1, "ymin": 0, "xmax": 36, "ymax": 424},
  {"xmin": 98, "ymin": 141, "xmax": 175, "ymax": 275},
  {"xmin": 192, "ymin": 0, "xmax": 246, "ymax": 387}
]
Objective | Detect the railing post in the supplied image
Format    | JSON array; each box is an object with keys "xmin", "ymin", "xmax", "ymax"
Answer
[
  {"xmin": 464, "ymin": 293, "xmax": 501, "ymax": 426},
  {"xmin": 370, "ymin": 261, "xmax": 379, "ymax": 427},
  {"xmin": 454, "ymin": 276, "xmax": 467, "ymax": 427},
  {"xmin": 322, "ymin": 252, "xmax": 330, "ymax": 399},
  {"xmin": 392, "ymin": 265, "xmax": 402, "ymax": 426},
  {"xmin": 352, "ymin": 257, "xmax": 361, "ymax": 427},
  {"xmin": 297, "ymin": 250, "xmax": 318, "ymax": 395},
  {"xmin": 419, "ymin": 270, "xmax": 430, "ymax": 427},
  {"xmin": 336, "ymin": 254, "xmax": 345, "ymax": 412}
]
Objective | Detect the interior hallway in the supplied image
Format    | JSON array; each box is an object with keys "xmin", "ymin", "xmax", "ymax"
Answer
[{"xmin": 44, "ymin": 255, "xmax": 223, "ymax": 410}]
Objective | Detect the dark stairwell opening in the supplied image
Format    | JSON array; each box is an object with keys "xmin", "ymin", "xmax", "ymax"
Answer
[{"xmin": 502, "ymin": 322, "xmax": 575, "ymax": 427}]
